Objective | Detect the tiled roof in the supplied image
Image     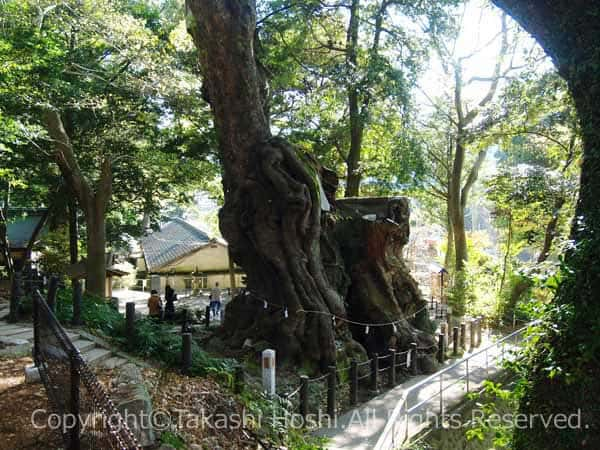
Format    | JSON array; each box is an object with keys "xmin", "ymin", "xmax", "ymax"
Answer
[{"xmin": 140, "ymin": 218, "xmax": 213, "ymax": 271}]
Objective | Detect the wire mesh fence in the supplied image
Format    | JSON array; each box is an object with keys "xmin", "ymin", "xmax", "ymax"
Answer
[{"xmin": 33, "ymin": 290, "xmax": 140, "ymax": 450}]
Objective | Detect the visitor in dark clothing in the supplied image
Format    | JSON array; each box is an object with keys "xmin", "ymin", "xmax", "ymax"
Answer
[{"xmin": 164, "ymin": 284, "xmax": 177, "ymax": 320}]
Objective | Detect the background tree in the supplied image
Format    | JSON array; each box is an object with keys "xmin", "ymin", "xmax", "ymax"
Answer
[
  {"xmin": 0, "ymin": 0, "xmax": 218, "ymax": 296},
  {"xmin": 257, "ymin": 0, "xmax": 455, "ymax": 197}
]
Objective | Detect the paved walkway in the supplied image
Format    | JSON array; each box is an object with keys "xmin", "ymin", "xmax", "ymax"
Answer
[
  {"xmin": 112, "ymin": 288, "xmax": 229, "ymax": 320},
  {"xmin": 316, "ymin": 331, "xmax": 520, "ymax": 449}
]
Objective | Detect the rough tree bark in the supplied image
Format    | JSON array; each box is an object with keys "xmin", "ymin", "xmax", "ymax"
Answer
[
  {"xmin": 186, "ymin": 0, "xmax": 434, "ymax": 370},
  {"xmin": 44, "ymin": 110, "xmax": 112, "ymax": 297},
  {"xmin": 492, "ymin": 1, "xmax": 600, "ymax": 448}
]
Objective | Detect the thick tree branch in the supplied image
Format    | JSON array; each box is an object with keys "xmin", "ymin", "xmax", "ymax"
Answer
[
  {"xmin": 460, "ymin": 148, "xmax": 487, "ymax": 210},
  {"xmin": 43, "ymin": 110, "xmax": 93, "ymax": 210}
]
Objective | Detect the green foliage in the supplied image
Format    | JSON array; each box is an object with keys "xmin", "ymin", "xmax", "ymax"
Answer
[
  {"xmin": 159, "ymin": 431, "xmax": 186, "ymax": 449},
  {"xmin": 52, "ymin": 287, "xmax": 233, "ymax": 380},
  {"xmin": 36, "ymin": 225, "xmax": 72, "ymax": 275},
  {"xmin": 237, "ymin": 389, "xmax": 327, "ymax": 449}
]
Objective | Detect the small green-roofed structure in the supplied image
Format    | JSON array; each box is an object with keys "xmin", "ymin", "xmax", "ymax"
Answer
[{"xmin": 1, "ymin": 208, "xmax": 49, "ymax": 268}]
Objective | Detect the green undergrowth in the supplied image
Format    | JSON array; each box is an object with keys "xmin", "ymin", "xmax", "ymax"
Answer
[{"xmin": 23, "ymin": 287, "xmax": 235, "ymax": 381}]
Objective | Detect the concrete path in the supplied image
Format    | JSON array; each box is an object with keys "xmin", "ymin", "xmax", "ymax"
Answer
[
  {"xmin": 316, "ymin": 332, "xmax": 520, "ymax": 450},
  {"xmin": 112, "ymin": 288, "xmax": 229, "ymax": 319}
]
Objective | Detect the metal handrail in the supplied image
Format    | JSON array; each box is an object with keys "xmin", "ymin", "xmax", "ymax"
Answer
[{"xmin": 374, "ymin": 321, "xmax": 539, "ymax": 450}]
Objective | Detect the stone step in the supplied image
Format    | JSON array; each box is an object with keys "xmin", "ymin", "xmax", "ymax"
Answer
[
  {"xmin": 101, "ymin": 356, "xmax": 128, "ymax": 369},
  {"xmin": 0, "ymin": 327, "xmax": 31, "ymax": 336},
  {"xmin": 0, "ymin": 323, "xmax": 27, "ymax": 331},
  {"xmin": 66, "ymin": 332, "xmax": 81, "ymax": 342},
  {"xmin": 72, "ymin": 339, "xmax": 96, "ymax": 353},
  {"xmin": 82, "ymin": 348, "xmax": 112, "ymax": 366},
  {"xmin": 4, "ymin": 330, "xmax": 33, "ymax": 340}
]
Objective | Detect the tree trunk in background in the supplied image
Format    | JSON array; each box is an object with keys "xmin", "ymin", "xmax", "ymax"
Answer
[
  {"xmin": 44, "ymin": 110, "xmax": 111, "ymax": 298},
  {"xmin": 69, "ymin": 200, "xmax": 82, "ymax": 325},
  {"xmin": 492, "ymin": 1, "xmax": 600, "ymax": 448},
  {"xmin": 444, "ymin": 208, "xmax": 454, "ymax": 270},
  {"xmin": 84, "ymin": 203, "xmax": 107, "ymax": 297},
  {"xmin": 185, "ymin": 0, "xmax": 435, "ymax": 370},
  {"xmin": 345, "ymin": 0, "xmax": 363, "ymax": 198}
]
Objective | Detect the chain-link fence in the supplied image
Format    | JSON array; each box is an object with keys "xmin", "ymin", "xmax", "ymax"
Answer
[{"xmin": 33, "ymin": 290, "xmax": 140, "ymax": 450}]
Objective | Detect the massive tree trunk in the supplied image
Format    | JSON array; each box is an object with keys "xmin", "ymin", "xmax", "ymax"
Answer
[
  {"xmin": 186, "ymin": 0, "xmax": 343, "ymax": 368},
  {"xmin": 44, "ymin": 110, "xmax": 111, "ymax": 297},
  {"xmin": 492, "ymin": 1, "xmax": 600, "ymax": 447},
  {"xmin": 186, "ymin": 0, "xmax": 434, "ymax": 370}
]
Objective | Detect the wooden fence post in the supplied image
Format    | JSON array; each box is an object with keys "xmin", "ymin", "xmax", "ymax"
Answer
[
  {"xmin": 410, "ymin": 342, "xmax": 418, "ymax": 375},
  {"xmin": 477, "ymin": 317, "xmax": 483, "ymax": 347},
  {"xmin": 371, "ymin": 354, "xmax": 379, "ymax": 392},
  {"xmin": 460, "ymin": 322, "xmax": 466, "ymax": 349},
  {"xmin": 327, "ymin": 365, "xmax": 336, "ymax": 418},
  {"xmin": 437, "ymin": 333, "xmax": 445, "ymax": 363},
  {"xmin": 125, "ymin": 302, "xmax": 136, "ymax": 341},
  {"xmin": 389, "ymin": 349, "xmax": 397, "ymax": 387},
  {"xmin": 300, "ymin": 375, "xmax": 309, "ymax": 420},
  {"xmin": 453, "ymin": 326, "xmax": 459, "ymax": 356},
  {"xmin": 349, "ymin": 359, "xmax": 358, "ymax": 406},
  {"xmin": 182, "ymin": 333, "xmax": 192, "ymax": 375}
]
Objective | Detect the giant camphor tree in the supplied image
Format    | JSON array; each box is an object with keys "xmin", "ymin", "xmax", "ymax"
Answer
[
  {"xmin": 185, "ymin": 0, "xmax": 435, "ymax": 370},
  {"xmin": 489, "ymin": 1, "xmax": 600, "ymax": 448}
]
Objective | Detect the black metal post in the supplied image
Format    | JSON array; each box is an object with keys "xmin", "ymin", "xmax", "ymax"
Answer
[
  {"xmin": 182, "ymin": 333, "xmax": 192, "ymax": 374},
  {"xmin": 349, "ymin": 359, "xmax": 358, "ymax": 406},
  {"xmin": 453, "ymin": 326, "xmax": 459, "ymax": 355},
  {"xmin": 234, "ymin": 365, "xmax": 244, "ymax": 394},
  {"xmin": 300, "ymin": 375, "xmax": 309, "ymax": 420},
  {"xmin": 389, "ymin": 349, "xmax": 397, "ymax": 387},
  {"xmin": 126, "ymin": 302, "xmax": 136, "ymax": 341},
  {"xmin": 410, "ymin": 342, "xmax": 418, "ymax": 375},
  {"xmin": 47, "ymin": 275, "xmax": 59, "ymax": 313},
  {"xmin": 437, "ymin": 333, "xmax": 445, "ymax": 363},
  {"xmin": 32, "ymin": 293, "xmax": 40, "ymax": 364},
  {"xmin": 72, "ymin": 280, "xmax": 82, "ymax": 326},
  {"xmin": 470, "ymin": 319, "xmax": 476, "ymax": 351},
  {"xmin": 70, "ymin": 352, "xmax": 81, "ymax": 450},
  {"xmin": 327, "ymin": 365, "xmax": 336, "ymax": 418},
  {"xmin": 205, "ymin": 305, "xmax": 211, "ymax": 329},
  {"xmin": 371, "ymin": 354, "xmax": 379, "ymax": 392}
]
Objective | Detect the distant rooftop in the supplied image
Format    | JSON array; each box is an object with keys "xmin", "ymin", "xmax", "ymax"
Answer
[{"xmin": 140, "ymin": 218, "xmax": 219, "ymax": 271}]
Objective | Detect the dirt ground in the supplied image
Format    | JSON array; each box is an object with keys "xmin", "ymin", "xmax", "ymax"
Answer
[{"xmin": 0, "ymin": 356, "xmax": 63, "ymax": 450}]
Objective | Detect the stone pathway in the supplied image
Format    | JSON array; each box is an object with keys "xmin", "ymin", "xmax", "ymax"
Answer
[
  {"xmin": 316, "ymin": 331, "xmax": 521, "ymax": 449},
  {"xmin": 0, "ymin": 310, "xmax": 128, "ymax": 369}
]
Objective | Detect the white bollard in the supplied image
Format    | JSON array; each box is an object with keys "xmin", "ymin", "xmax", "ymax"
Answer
[
  {"xmin": 25, "ymin": 364, "xmax": 40, "ymax": 383},
  {"xmin": 262, "ymin": 349, "xmax": 276, "ymax": 396}
]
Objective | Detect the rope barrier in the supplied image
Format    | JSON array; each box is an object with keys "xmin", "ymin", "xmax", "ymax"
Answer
[{"xmin": 243, "ymin": 289, "xmax": 428, "ymax": 330}]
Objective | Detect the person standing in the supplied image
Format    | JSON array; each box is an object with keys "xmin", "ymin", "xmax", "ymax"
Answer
[
  {"xmin": 164, "ymin": 284, "xmax": 176, "ymax": 320},
  {"xmin": 210, "ymin": 282, "xmax": 222, "ymax": 318},
  {"xmin": 147, "ymin": 289, "xmax": 162, "ymax": 320}
]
